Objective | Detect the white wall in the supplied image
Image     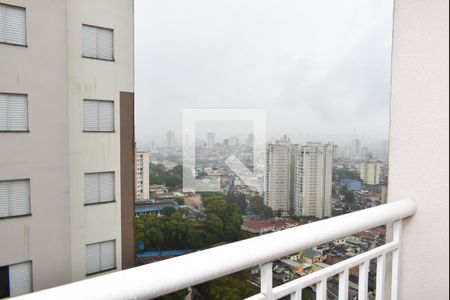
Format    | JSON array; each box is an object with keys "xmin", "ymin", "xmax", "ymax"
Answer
[
  {"xmin": 66, "ymin": 0, "xmax": 134, "ymax": 281},
  {"xmin": 0, "ymin": 0, "xmax": 71, "ymax": 291},
  {"xmin": 389, "ymin": 0, "xmax": 449, "ymax": 299}
]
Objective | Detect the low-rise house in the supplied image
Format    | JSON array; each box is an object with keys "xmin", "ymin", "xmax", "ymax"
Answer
[
  {"xmin": 241, "ymin": 218, "xmax": 303, "ymax": 235},
  {"xmin": 302, "ymin": 249, "xmax": 323, "ymax": 264},
  {"xmin": 150, "ymin": 184, "xmax": 169, "ymax": 194}
]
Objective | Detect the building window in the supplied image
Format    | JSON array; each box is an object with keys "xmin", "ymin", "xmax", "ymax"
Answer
[
  {"xmin": 0, "ymin": 179, "xmax": 31, "ymax": 219},
  {"xmin": 0, "ymin": 262, "xmax": 32, "ymax": 298},
  {"xmin": 82, "ymin": 24, "xmax": 114, "ymax": 61},
  {"xmin": 83, "ymin": 100, "xmax": 114, "ymax": 132},
  {"xmin": 0, "ymin": 4, "xmax": 26, "ymax": 46},
  {"xmin": 0, "ymin": 94, "xmax": 29, "ymax": 132},
  {"xmin": 86, "ymin": 240, "xmax": 116, "ymax": 275},
  {"xmin": 84, "ymin": 172, "xmax": 115, "ymax": 205}
]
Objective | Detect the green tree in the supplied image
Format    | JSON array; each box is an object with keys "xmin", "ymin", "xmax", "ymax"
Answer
[
  {"xmin": 187, "ymin": 228, "xmax": 212, "ymax": 249},
  {"xmin": 205, "ymin": 213, "xmax": 224, "ymax": 241}
]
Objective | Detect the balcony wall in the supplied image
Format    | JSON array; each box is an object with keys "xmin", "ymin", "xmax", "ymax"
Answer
[{"xmin": 389, "ymin": 0, "xmax": 449, "ymax": 299}]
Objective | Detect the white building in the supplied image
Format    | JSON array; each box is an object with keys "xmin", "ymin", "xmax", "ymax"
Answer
[
  {"xmin": 0, "ymin": 0, "xmax": 135, "ymax": 297},
  {"xmin": 359, "ymin": 161, "xmax": 382, "ymax": 185},
  {"xmin": 207, "ymin": 133, "xmax": 215, "ymax": 150},
  {"xmin": 265, "ymin": 136, "xmax": 291, "ymax": 215},
  {"xmin": 292, "ymin": 143, "xmax": 335, "ymax": 219},
  {"xmin": 136, "ymin": 150, "xmax": 150, "ymax": 202},
  {"xmin": 352, "ymin": 139, "xmax": 361, "ymax": 158},
  {"xmin": 166, "ymin": 131, "xmax": 175, "ymax": 148}
]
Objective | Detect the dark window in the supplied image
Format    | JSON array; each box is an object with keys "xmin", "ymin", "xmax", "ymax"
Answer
[{"xmin": 0, "ymin": 265, "xmax": 10, "ymax": 298}]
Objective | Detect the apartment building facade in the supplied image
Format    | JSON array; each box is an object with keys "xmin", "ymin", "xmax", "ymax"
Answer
[
  {"xmin": 265, "ymin": 136, "xmax": 292, "ymax": 215},
  {"xmin": 136, "ymin": 150, "xmax": 150, "ymax": 202},
  {"xmin": 359, "ymin": 161, "xmax": 382, "ymax": 185},
  {"xmin": 0, "ymin": 0, "xmax": 135, "ymax": 297},
  {"xmin": 292, "ymin": 143, "xmax": 335, "ymax": 219}
]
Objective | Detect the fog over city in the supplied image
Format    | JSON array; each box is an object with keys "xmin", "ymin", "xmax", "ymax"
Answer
[{"xmin": 135, "ymin": 0, "xmax": 394, "ymax": 147}]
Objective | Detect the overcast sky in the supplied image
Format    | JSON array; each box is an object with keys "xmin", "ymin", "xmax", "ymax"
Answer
[{"xmin": 135, "ymin": 0, "xmax": 394, "ymax": 147}]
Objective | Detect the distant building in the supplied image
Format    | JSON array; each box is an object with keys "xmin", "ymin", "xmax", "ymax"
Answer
[
  {"xmin": 241, "ymin": 218, "xmax": 302, "ymax": 235},
  {"xmin": 265, "ymin": 136, "xmax": 291, "ymax": 215},
  {"xmin": 229, "ymin": 137, "xmax": 240, "ymax": 147},
  {"xmin": 352, "ymin": 139, "xmax": 361, "ymax": 158},
  {"xmin": 150, "ymin": 184, "xmax": 169, "ymax": 195},
  {"xmin": 359, "ymin": 161, "xmax": 382, "ymax": 185},
  {"xmin": 167, "ymin": 131, "xmax": 176, "ymax": 148},
  {"xmin": 207, "ymin": 133, "xmax": 215, "ymax": 150},
  {"xmin": 247, "ymin": 133, "xmax": 255, "ymax": 147},
  {"xmin": 292, "ymin": 143, "xmax": 336, "ymax": 218},
  {"xmin": 136, "ymin": 150, "xmax": 150, "ymax": 202}
]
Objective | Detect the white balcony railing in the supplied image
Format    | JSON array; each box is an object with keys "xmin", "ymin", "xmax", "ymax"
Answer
[{"xmin": 16, "ymin": 199, "xmax": 416, "ymax": 300}]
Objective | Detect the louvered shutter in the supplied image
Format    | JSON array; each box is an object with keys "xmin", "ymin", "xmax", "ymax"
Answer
[
  {"xmin": 86, "ymin": 244, "xmax": 101, "ymax": 275},
  {"xmin": 97, "ymin": 28, "xmax": 114, "ymax": 60},
  {"xmin": 9, "ymin": 262, "xmax": 32, "ymax": 297},
  {"xmin": 83, "ymin": 100, "xmax": 98, "ymax": 131},
  {"xmin": 99, "ymin": 173, "xmax": 114, "ymax": 202},
  {"xmin": 0, "ymin": 94, "xmax": 7, "ymax": 131},
  {"xmin": 82, "ymin": 25, "xmax": 98, "ymax": 58},
  {"xmin": 85, "ymin": 173, "xmax": 100, "ymax": 204},
  {"xmin": 9, "ymin": 180, "xmax": 30, "ymax": 217},
  {"xmin": 0, "ymin": 5, "xmax": 5, "ymax": 43},
  {"xmin": 7, "ymin": 95, "xmax": 28, "ymax": 131},
  {"xmin": 98, "ymin": 101, "xmax": 114, "ymax": 132},
  {"xmin": 100, "ymin": 241, "xmax": 116, "ymax": 271},
  {"xmin": 0, "ymin": 182, "xmax": 8, "ymax": 218},
  {"xmin": 5, "ymin": 5, "xmax": 26, "ymax": 46}
]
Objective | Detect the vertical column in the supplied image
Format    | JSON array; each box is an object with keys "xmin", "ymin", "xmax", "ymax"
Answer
[
  {"xmin": 339, "ymin": 269, "xmax": 349, "ymax": 300},
  {"xmin": 261, "ymin": 263, "xmax": 273, "ymax": 298},
  {"xmin": 376, "ymin": 254, "xmax": 387, "ymax": 300},
  {"xmin": 391, "ymin": 220, "xmax": 403, "ymax": 300},
  {"xmin": 120, "ymin": 91, "xmax": 136, "ymax": 269}
]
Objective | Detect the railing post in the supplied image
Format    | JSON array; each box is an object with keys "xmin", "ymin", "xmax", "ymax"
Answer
[
  {"xmin": 339, "ymin": 269, "xmax": 349, "ymax": 300},
  {"xmin": 376, "ymin": 254, "xmax": 387, "ymax": 300},
  {"xmin": 290, "ymin": 290, "xmax": 302, "ymax": 300},
  {"xmin": 391, "ymin": 220, "xmax": 403, "ymax": 300},
  {"xmin": 261, "ymin": 262, "xmax": 273, "ymax": 299},
  {"xmin": 316, "ymin": 279, "xmax": 327, "ymax": 300},
  {"xmin": 359, "ymin": 260, "xmax": 370, "ymax": 300}
]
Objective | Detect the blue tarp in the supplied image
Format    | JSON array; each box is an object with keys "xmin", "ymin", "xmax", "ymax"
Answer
[{"xmin": 137, "ymin": 249, "xmax": 193, "ymax": 258}]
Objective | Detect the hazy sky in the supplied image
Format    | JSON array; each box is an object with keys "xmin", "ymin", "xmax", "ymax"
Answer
[{"xmin": 135, "ymin": 0, "xmax": 394, "ymax": 146}]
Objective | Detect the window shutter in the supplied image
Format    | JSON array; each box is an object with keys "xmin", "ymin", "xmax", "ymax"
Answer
[
  {"xmin": 0, "ymin": 182, "xmax": 8, "ymax": 218},
  {"xmin": 0, "ymin": 94, "xmax": 7, "ymax": 131},
  {"xmin": 97, "ymin": 101, "xmax": 114, "ymax": 132},
  {"xmin": 9, "ymin": 262, "xmax": 32, "ymax": 297},
  {"xmin": 83, "ymin": 100, "xmax": 98, "ymax": 131},
  {"xmin": 82, "ymin": 25, "xmax": 98, "ymax": 58},
  {"xmin": 100, "ymin": 241, "xmax": 116, "ymax": 271},
  {"xmin": 99, "ymin": 173, "xmax": 115, "ymax": 202},
  {"xmin": 7, "ymin": 95, "xmax": 28, "ymax": 131},
  {"xmin": 5, "ymin": 5, "xmax": 26, "ymax": 46},
  {"xmin": 85, "ymin": 173, "xmax": 100, "ymax": 204},
  {"xmin": 9, "ymin": 180, "xmax": 30, "ymax": 217},
  {"xmin": 86, "ymin": 244, "xmax": 101, "ymax": 275},
  {"xmin": 0, "ymin": 5, "xmax": 5, "ymax": 43},
  {"xmin": 97, "ymin": 28, "xmax": 113, "ymax": 60},
  {"xmin": 82, "ymin": 25, "xmax": 113, "ymax": 60}
]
